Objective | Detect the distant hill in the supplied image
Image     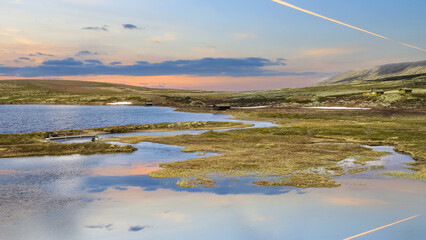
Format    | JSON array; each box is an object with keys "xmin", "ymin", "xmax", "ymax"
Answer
[
  {"xmin": 320, "ymin": 60, "xmax": 426, "ymax": 85},
  {"xmin": 1, "ymin": 77, "xmax": 425, "ymax": 108},
  {"xmin": 0, "ymin": 79, "xmax": 232, "ymax": 106}
]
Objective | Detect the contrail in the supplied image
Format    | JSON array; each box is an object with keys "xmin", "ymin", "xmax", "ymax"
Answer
[
  {"xmin": 272, "ymin": 0, "xmax": 426, "ymax": 52},
  {"xmin": 343, "ymin": 214, "xmax": 421, "ymax": 240}
]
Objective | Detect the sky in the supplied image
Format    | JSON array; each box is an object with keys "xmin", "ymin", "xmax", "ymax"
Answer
[{"xmin": 0, "ymin": 0, "xmax": 425, "ymax": 91}]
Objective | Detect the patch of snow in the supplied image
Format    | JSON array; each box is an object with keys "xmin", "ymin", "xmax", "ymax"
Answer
[
  {"xmin": 106, "ymin": 102, "xmax": 133, "ymax": 105},
  {"xmin": 303, "ymin": 107, "xmax": 371, "ymax": 110},
  {"xmin": 233, "ymin": 106, "xmax": 268, "ymax": 109}
]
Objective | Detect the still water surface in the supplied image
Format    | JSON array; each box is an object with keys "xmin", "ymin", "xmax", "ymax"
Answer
[
  {"xmin": 0, "ymin": 105, "xmax": 253, "ymax": 134},
  {"xmin": 0, "ymin": 105, "xmax": 425, "ymax": 240}
]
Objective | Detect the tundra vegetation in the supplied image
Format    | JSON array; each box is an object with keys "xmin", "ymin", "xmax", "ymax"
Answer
[
  {"xmin": 0, "ymin": 121, "xmax": 250, "ymax": 158},
  {"xmin": 108, "ymin": 108, "xmax": 425, "ymax": 188},
  {"xmin": 1, "ymin": 77, "xmax": 425, "ymax": 108},
  {"xmin": 0, "ymin": 73, "xmax": 425, "ymax": 187}
]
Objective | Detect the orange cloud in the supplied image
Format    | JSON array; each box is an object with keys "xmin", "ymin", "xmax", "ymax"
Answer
[{"xmin": 302, "ymin": 47, "xmax": 359, "ymax": 56}]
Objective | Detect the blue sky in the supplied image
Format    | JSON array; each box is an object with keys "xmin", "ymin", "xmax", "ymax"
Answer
[{"xmin": 1, "ymin": 0, "xmax": 425, "ymax": 90}]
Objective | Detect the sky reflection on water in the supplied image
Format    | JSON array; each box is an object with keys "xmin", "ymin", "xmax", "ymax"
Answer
[
  {"xmin": 1, "ymin": 140, "xmax": 425, "ymax": 240},
  {"xmin": 0, "ymin": 106, "xmax": 424, "ymax": 240},
  {"xmin": 0, "ymin": 105, "xmax": 241, "ymax": 134}
]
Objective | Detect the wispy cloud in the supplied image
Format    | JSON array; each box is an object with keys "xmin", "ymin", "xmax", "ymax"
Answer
[
  {"xmin": 85, "ymin": 224, "xmax": 113, "ymax": 231},
  {"xmin": 128, "ymin": 225, "xmax": 150, "ymax": 232},
  {"xmin": 76, "ymin": 50, "xmax": 99, "ymax": 56},
  {"xmin": 123, "ymin": 24, "xmax": 142, "ymax": 30},
  {"xmin": 302, "ymin": 47, "xmax": 360, "ymax": 56},
  {"xmin": 43, "ymin": 58, "xmax": 83, "ymax": 66},
  {"xmin": 0, "ymin": 57, "xmax": 316, "ymax": 78},
  {"xmin": 82, "ymin": 25, "xmax": 108, "ymax": 31},
  {"xmin": 29, "ymin": 52, "xmax": 55, "ymax": 57},
  {"xmin": 109, "ymin": 61, "xmax": 122, "ymax": 65},
  {"xmin": 14, "ymin": 57, "xmax": 34, "ymax": 64},
  {"xmin": 151, "ymin": 33, "xmax": 176, "ymax": 43},
  {"xmin": 84, "ymin": 59, "xmax": 103, "ymax": 65},
  {"xmin": 0, "ymin": 29, "xmax": 40, "ymax": 46}
]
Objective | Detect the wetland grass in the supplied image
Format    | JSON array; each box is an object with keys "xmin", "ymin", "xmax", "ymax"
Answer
[
  {"xmin": 0, "ymin": 121, "xmax": 248, "ymax": 158},
  {"xmin": 114, "ymin": 127, "xmax": 388, "ymax": 188},
  {"xmin": 113, "ymin": 108, "xmax": 425, "ymax": 188},
  {"xmin": 383, "ymin": 171, "xmax": 426, "ymax": 181}
]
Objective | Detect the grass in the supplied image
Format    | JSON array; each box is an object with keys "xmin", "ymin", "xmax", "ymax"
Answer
[
  {"xmin": 106, "ymin": 107, "xmax": 426, "ymax": 188},
  {"xmin": 1, "ymin": 79, "xmax": 425, "ymax": 187},
  {"xmin": 0, "ymin": 142, "xmax": 137, "ymax": 158},
  {"xmin": 370, "ymin": 165, "xmax": 386, "ymax": 170},
  {"xmin": 1, "ymin": 78, "xmax": 425, "ymax": 108},
  {"xmin": 383, "ymin": 171, "xmax": 426, "ymax": 181},
  {"xmin": 347, "ymin": 167, "xmax": 369, "ymax": 175},
  {"xmin": 253, "ymin": 173, "xmax": 340, "ymax": 188},
  {"xmin": 0, "ymin": 121, "xmax": 248, "ymax": 158},
  {"xmin": 0, "ymin": 79, "xmax": 234, "ymax": 106},
  {"xmin": 92, "ymin": 121, "xmax": 251, "ymax": 134},
  {"xmin": 111, "ymin": 127, "xmax": 389, "ymax": 188}
]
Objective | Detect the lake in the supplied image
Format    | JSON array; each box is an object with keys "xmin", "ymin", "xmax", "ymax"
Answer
[
  {"xmin": 0, "ymin": 105, "xmax": 273, "ymax": 134},
  {"xmin": 0, "ymin": 105, "xmax": 425, "ymax": 240}
]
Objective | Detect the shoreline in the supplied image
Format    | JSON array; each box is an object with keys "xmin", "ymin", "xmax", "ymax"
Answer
[
  {"xmin": 0, "ymin": 121, "xmax": 251, "ymax": 158},
  {"xmin": 1, "ymin": 104, "xmax": 425, "ymax": 187}
]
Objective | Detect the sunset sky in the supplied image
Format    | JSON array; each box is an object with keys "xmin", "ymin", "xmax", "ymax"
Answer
[{"xmin": 1, "ymin": 0, "xmax": 425, "ymax": 90}]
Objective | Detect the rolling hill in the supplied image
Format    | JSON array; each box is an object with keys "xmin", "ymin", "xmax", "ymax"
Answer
[
  {"xmin": 1, "ymin": 61, "xmax": 425, "ymax": 109},
  {"xmin": 320, "ymin": 60, "xmax": 426, "ymax": 85}
]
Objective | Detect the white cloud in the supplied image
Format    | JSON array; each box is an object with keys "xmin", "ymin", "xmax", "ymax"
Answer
[
  {"xmin": 156, "ymin": 212, "xmax": 186, "ymax": 223},
  {"xmin": 150, "ymin": 33, "xmax": 176, "ymax": 43}
]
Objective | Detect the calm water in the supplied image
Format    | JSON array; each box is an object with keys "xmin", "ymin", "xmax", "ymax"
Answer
[
  {"xmin": 0, "ymin": 105, "xmax": 251, "ymax": 134},
  {"xmin": 0, "ymin": 105, "xmax": 425, "ymax": 240}
]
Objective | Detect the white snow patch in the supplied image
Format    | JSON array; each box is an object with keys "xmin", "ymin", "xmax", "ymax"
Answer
[
  {"xmin": 303, "ymin": 107, "xmax": 371, "ymax": 110},
  {"xmin": 106, "ymin": 102, "xmax": 133, "ymax": 105},
  {"xmin": 233, "ymin": 106, "xmax": 268, "ymax": 109}
]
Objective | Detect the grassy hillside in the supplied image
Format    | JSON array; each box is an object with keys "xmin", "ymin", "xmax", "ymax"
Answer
[
  {"xmin": 321, "ymin": 60, "xmax": 426, "ymax": 85},
  {"xmin": 0, "ymin": 79, "xmax": 234, "ymax": 106},
  {"xmin": 1, "ymin": 77, "xmax": 425, "ymax": 108}
]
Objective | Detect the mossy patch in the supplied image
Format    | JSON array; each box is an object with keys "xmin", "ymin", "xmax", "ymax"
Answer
[
  {"xmin": 253, "ymin": 173, "xmax": 340, "ymax": 188},
  {"xmin": 382, "ymin": 171, "xmax": 426, "ymax": 181}
]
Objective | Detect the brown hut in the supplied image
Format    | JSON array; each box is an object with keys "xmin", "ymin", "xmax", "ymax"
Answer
[
  {"xmin": 213, "ymin": 103, "xmax": 231, "ymax": 111},
  {"xmin": 399, "ymin": 88, "xmax": 413, "ymax": 95}
]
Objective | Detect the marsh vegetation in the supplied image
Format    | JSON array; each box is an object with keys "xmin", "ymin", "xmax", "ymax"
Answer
[
  {"xmin": 0, "ymin": 121, "xmax": 249, "ymax": 158},
  {"xmin": 107, "ymin": 107, "xmax": 426, "ymax": 188},
  {"xmin": 1, "ymin": 79, "xmax": 425, "ymax": 187}
]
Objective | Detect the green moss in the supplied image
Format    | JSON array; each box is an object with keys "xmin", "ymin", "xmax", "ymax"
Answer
[
  {"xmin": 347, "ymin": 167, "xmax": 369, "ymax": 175},
  {"xmin": 120, "ymin": 127, "xmax": 385, "ymax": 188},
  {"xmin": 123, "ymin": 108, "xmax": 426, "ymax": 188},
  {"xmin": 0, "ymin": 142, "xmax": 137, "ymax": 158},
  {"xmin": 253, "ymin": 173, "xmax": 340, "ymax": 188},
  {"xmin": 370, "ymin": 165, "xmax": 386, "ymax": 170},
  {"xmin": 0, "ymin": 121, "xmax": 249, "ymax": 158},
  {"xmin": 382, "ymin": 171, "xmax": 426, "ymax": 181}
]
